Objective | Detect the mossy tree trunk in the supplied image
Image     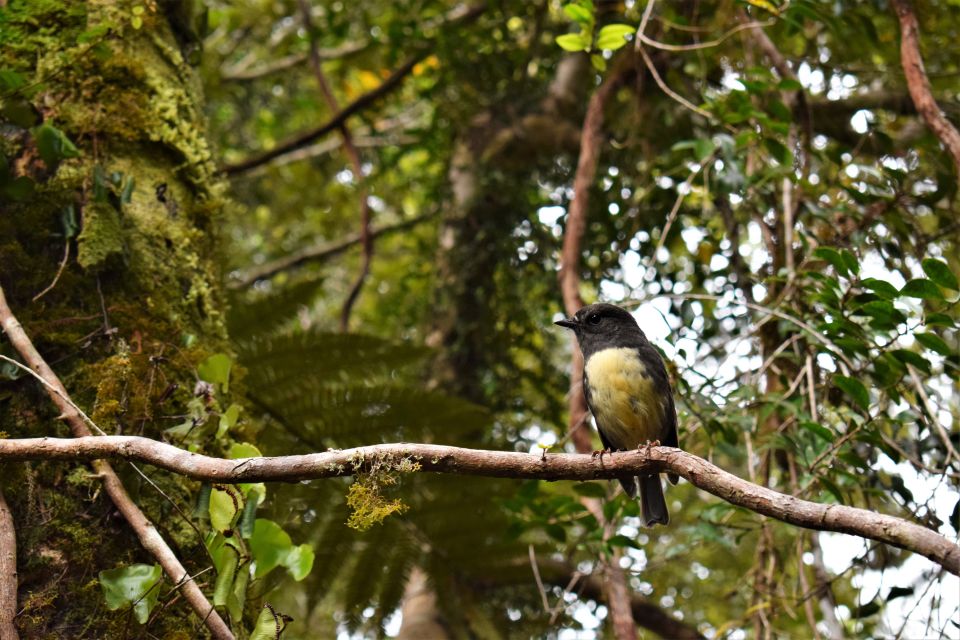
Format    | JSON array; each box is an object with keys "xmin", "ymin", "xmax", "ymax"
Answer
[{"xmin": 1, "ymin": 1, "xmax": 232, "ymax": 636}]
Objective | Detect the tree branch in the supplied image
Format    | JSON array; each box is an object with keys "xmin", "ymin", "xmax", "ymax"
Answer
[
  {"xmin": 221, "ymin": 2, "xmax": 486, "ymax": 177},
  {"xmin": 221, "ymin": 54, "xmax": 423, "ymax": 176},
  {"xmin": 0, "ymin": 288, "xmax": 234, "ymax": 640},
  {"xmin": 892, "ymin": 0, "xmax": 960, "ymax": 181},
  {"xmin": 2, "ymin": 437, "xmax": 955, "ymax": 577},
  {"xmin": 0, "ymin": 489, "xmax": 18, "ymax": 640},
  {"xmin": 229, "ymin": 213, "xmax": 434, "ymax": 288}
]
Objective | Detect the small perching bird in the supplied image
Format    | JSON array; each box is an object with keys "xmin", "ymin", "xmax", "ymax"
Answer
[{"xmin": 556, "ymin": 303, "xmax": 679, "ymax": 526}]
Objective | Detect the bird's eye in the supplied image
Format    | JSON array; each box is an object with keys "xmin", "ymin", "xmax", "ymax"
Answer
[{"xmin": 587, "ymin": 314, "xmax": 602, "ymax": 325}]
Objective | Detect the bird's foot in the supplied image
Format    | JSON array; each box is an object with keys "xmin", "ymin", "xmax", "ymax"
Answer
[
  {"xmin": 640, "ymin": 440, "xmax": 661, "ymax": 455},
  {"xmin": 591, "ymin": 448, "xmax": 613, "ymax": 462}
]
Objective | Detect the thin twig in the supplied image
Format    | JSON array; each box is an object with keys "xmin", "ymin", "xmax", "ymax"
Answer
[
  {"xmin": 907, "ymin": 364, "xmax": 959, "ymax": 464},
  {"xmin": 32, "ymin": 241, "xmax": 71, "ymax": 302},
  {"xmin": 297, "ymin": 0, "xmax": 374, "ymax": 332},
  {"xmin": 0, "ymin": 489, "xmax": 18, "ymax": 640},
  {"xmin": 528, "ymin": 545, "xmax": 550, "ymax": 612},
  {"xmin": 637, "ymin": 46, "xmax": 713, "ymax": 120},
  {"xmin": 0, "ymin": 286, "xmax": 233, "ymax": 639},
  {"xmin": 637, "ymin": 19, "xmax": 774, "ymax": 52}
]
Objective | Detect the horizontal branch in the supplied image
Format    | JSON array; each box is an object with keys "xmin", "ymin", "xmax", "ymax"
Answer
[{"xmin": 3, "ymin": 437, "xmax": 958, "ymax": 576}]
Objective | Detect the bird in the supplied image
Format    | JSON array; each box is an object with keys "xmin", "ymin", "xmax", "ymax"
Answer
[{"xmin": 556, "ymin": 303, "xmax": 679, "ymax": 526}]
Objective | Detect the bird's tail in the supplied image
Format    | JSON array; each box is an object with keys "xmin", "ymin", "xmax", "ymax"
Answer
[
  {"xmin": 618, "ymin": 476, "xmax": 637, "ymax": 498},
  {"xmin": 640, "ymin": 475, "xmax": 669, "ymax": 526}
]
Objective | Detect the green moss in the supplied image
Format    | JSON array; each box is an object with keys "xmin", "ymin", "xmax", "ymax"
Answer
[{"xmin": 0, "ymin": 0, "xmax": 235, "ymax": 635}]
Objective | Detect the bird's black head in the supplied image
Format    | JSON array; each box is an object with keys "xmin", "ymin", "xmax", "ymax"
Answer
[{"xmin": 555, "ymin": 303, "xmax": 646, "ymax": 354}]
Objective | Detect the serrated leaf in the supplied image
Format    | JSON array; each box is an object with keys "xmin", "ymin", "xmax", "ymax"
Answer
[
  {"xmin": 900, "ymin": 278, "xmax": 944, "ymax": 300},
  {"xmin": 834, "ymin": 375, "xmax": 870, "ymax": 411},
  {"xmin": 210, "ymin": 485, "xmax": 243, "ymax": 532},
  {"xmin": 921, "ymin": 259, "xmax": 958, "ymax": 291},
  {"xmin": 99, "ymin": 564, "xmax": 162, "ymax": 624},
  {"xmin": 556, "ymin": 33, "xmax": 589, "ymax": 51},
  {"xmin": 250, "ymin": 605, "xmax": 291, "ymax": 640},
  {"xmin": 596, "ymin": 24, "xmax": 634, "ymax": 50}
]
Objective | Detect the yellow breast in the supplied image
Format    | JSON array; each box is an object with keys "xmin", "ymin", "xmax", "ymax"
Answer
[{"xmin": 584, "ymin": 347, "xmax": 664, "ymax": 449}]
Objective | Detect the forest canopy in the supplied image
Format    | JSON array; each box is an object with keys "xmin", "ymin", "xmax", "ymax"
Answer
[{"xmin": 0, "ymin": 0, "xmax": 958, "ymax": 638}]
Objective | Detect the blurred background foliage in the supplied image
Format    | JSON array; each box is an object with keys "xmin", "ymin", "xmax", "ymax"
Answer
[
  {"xmin": 199, "ymin": 0, "xmax": 959, "ymax": 637},
  {"xmin": 38, "ymin": 0, "xmax": 955, "ymax": 636}
]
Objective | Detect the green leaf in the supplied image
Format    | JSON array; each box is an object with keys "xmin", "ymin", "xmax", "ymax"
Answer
[
  {"xmin": 250, "ymin": 519, "xmax": 292, "ymax": 577},
  {"xmin": 694, "ymin": 138, "xmax": 716, "ymax": 162},
  {"xmin": 607, "ymin": 534, "xmax": 638, "ymax": 548},
  {"xmin": 563, "ymin": 4, "xmax": 593, "ymax": 26},
  {"xmin": 834, "ymin": 375, "xmax": 870, "ymax": 411},
  {"xmin": 596, "ymin": 24, "xmax": 635, "ymax": 50},
  {"xmin": 98, "ymin": 564, "xmax": 162, "ymax": 624},
  {"xmin": 198, "ymin": 353, "xmax": 233, "ymax": 393},
  {"xmin": 914, "ymin": 332, "xmax": 952, "ymax": 356},
  {"xmin": 890, "ymin": 349, "xmax": 931, "ymax": 374},
  {"xmin": 799, "ymin": 421, "xmax": 833, "ymax": 442},
  {"xmin": 544, "ymin": 523, "xmax": 567, "ymax": 542},
  {"xmin": 193, "ymin": 484, "xmax": 212, "ymax": 520},
  {"xmin": 284, "ymin": 544, "xmax": 315, "ymax": 581},
  {"xmin": 590, "ymin": 54, "xmax": 607, "ymax": 72},
  {"xmin": 813, "ymin": 247, "xmax": 849, "ymax": 277},
  {"xmin": 32, "ymin": 124, "xmax": 81, "ymax": 167},
  {"xmin": 213, "ymin": 544, "xmax": 239, "ymax": 607},
  {"xmin": 250, "ymin": 605, "xmax": 292, "ymax": 640},
  {"xmin": 209, "ymin": 485, "xmax": 243, "ymax": 533},
  {"xmin": 556, "ymin": 33, "xmax": 589, "ymax": 51},
  {"xmin": 925, "ymin": 313, "xmax": 955, "ymax": 328},
  {"xmin": 921, "ymin": 259, "xmax": 958, "ymax": 291},
  {"xmin": 217, "ymin": 403, "xmax": 242, "ymax": 439},
  {"xmin": 860, "ymin": 278, "xmax": 900, "ymax": 299},
  {"xmin": 900, "ymin": 278, "xmax": 944, "ymax": 300},
  {"xmin": 840, "ymin": 249, "xmax": 859, "ymax": 276}
]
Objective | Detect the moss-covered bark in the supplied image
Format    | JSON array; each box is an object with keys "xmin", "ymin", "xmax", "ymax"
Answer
[{"xmin": 1, "ymin": 1, "xmax": 232, "ymax": 636}]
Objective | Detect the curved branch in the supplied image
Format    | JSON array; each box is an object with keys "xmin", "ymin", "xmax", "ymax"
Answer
[
  {"xmin": 0, "ymin": 288, "xmax": 234, "ymax": 640},
  {"xmin": 1, "ymin": 436, "xmax": 957, "ymax": 577},
  {"xmin": 892, "ymin": 0, "xmax": 960, "ymax": 180}
]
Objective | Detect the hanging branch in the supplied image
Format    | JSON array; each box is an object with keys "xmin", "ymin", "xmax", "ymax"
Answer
[
  {"xmin": 0, "ymin": 436, "xmax": 957, "ymax": 576},
  {"xmin": 0, "ymin": 287, "xmax": 234, "ymax": 640},
  {"xmin": 0, "ymin": 489, "xmax": 18, "ymax": 640},
  {"xmin": 297, "ymin": 0, "xmax": 373, "ymax": 332},
  {"xmin": 892, "ymin": 0, "xmax": 960, "ymax": 181}
]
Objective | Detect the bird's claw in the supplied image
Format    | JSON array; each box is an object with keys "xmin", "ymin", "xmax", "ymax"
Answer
[{"xmin": 591, "ymin": 448, "xmax": 613, "ymax": 462}]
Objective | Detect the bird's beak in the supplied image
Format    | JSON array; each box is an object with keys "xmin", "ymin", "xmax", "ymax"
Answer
[{"xmin": 555, "ymin": 317, "xmax": 578, "ymax": 330}]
